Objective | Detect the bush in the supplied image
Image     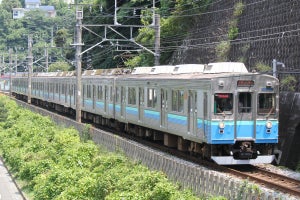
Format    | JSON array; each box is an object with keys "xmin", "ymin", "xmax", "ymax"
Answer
[
  {"xmin": 216, "ymin": 41, "xmax": 231, "ymax": 61},
  {"xmin": 280, "ymin": 75, "xmax": 297, "ymax": 91},
  {"xmin": 0, "ymin": 96, "xmax": 219, "ymax": 200}
]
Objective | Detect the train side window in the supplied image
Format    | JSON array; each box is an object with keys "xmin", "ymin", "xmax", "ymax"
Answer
[
  {"xmin": 128, "ymin": 87, "xmax": 136, "ymax": 105},
  {"xmin": 97, "ymin": 85, "xmax": 103, "ymax": 100},
  {"xmin": 69, "ymin": 84, "xmax": 73, "ymax": 96},
  {"xmin": 172, "ymin": 90, "xmax": 184, "ymax": 112},
  {"xmin": 83, "ymin": 84, "xmax": 86, "ymax": 100},
  {"xmin": 61, "ymin": 83, "xmax": 65, "ymax": 95},
  {"xmin": 214, "ymin": 93, "xmax": 233, "ymax": 114},
  {"xmin": 115, "ymin": 87, "xmax": 120, "ymax": 103},
  {"xmin": 238, "ymin": 92, "xmax": 251, "ymax": 113},
  {"xmin": 110, "ymin": 86, "xmax": 113, "ymax": 101},
  {"xmin": 147, "ymin": 88, "xmax": 157, "ymax": 108},
  {"xmin": 258, "ymin": 93, "xmax": 275, "ymax": 114},
  {"xmin": 55, "ymin": 83, "xmax": 59, "ymax": 93},
  {"xmin": 87, "ymin": 85, "xmax": 91, "ymax": 98}
]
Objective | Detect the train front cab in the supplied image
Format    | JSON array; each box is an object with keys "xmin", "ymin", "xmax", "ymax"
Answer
[{"xmin": 210, "ymin": 79, "xmax": 279, "ymax": 165}]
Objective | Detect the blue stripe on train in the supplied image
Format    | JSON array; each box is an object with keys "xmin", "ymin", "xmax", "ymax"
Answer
[
  {"xmin": 167, "ymin": 114, "xmax": 187, "ymax": 126},
  {"xmin": 126, "ymin": 106, "xmax": 138, "ymax": 115},
  {"xmin": 96, "ymin": 101, "xmax": 104, "ymax": 109},
  {"xmin": 144, "ymin": 110, "xmax": 160, "ymax": 120},
  {"xmin": 115, "ymin": 104, "xmax": 121, "ymax": 112}
]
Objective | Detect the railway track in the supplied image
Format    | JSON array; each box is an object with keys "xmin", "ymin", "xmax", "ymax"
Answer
[{"xmin": 225, "ymin": 165, "xmax": 300, "ymax": 198}]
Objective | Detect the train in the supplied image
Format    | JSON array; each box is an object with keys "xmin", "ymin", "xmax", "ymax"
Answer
[{"xmin": 10, "ymin": 62, "xmax": 279, "ymax": 165}]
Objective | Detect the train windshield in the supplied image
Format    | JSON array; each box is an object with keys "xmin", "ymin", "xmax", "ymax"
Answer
[
  {"xmin": 238, "ymin": 92, "xmax": 252, "ymax": 113},
  {"xmin": 214, "ymin": 93, "xmax": 233, "ymax": 114},
  {"xmin": 258, "ymin": 93, "xmax": 276, "ymax": 115}
]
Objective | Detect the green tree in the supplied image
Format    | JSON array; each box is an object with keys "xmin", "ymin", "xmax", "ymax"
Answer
[
  {"xmin": 48, "ymin": 61, "xmax": 72, "ymax": 72},
  {"xmin": 0, "ymin": 0, "xmax": 21, "ymax": 11},
  {"xmin": 54, "ymin": 28, "xmax": 70, "ymax": 47}
]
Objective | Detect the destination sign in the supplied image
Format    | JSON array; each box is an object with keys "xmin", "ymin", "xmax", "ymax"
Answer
[{"xmin": 237, "ymin": 80, "xmax": 254, "ymax": 87}]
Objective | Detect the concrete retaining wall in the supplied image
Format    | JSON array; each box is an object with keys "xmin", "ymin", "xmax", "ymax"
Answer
[
  {"xmin": 279, "ymin": 92, "xmax": 300, "ymax": 169},
  {"xmin": 17, "ymin": 101, "xmax": 296, "ymax": 200}
]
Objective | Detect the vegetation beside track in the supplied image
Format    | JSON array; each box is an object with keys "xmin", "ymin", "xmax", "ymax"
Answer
[{"xmin": 0, "ymin": 96, "xmax": 225, "ymax": 200}]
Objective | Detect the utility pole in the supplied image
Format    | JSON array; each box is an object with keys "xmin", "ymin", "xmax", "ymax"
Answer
[
  {"xmin": 272, "ymin": 59, "xmax": 285, "ymax": 78},
  {"xmin": 28, "ymin": 35, "xmax": 33, "ymax": 104},
  {"xmin": 1, "ymin": 55, "xmax": 3, "ymax": 76},
  {"xmin": 15, "ymin": 54, "xmax": 18, "ymax": 73},
  {"xmin": 154, "ymin": 14, "xmax": 160, "ymax": 66},
  {"xmin": 45, "ymin": 47, "xmax": 48, "ymax": 72},
  {"xmin": 9, "ymin": 48, "xmax": 12, "ymax": 97},
  {"xmin": 75, "ymin": 7, "xmax": 83, "ymax": 122},
  {"xmin": 0, "ymin": 54, "xmax": 1, "ymax": 91}
]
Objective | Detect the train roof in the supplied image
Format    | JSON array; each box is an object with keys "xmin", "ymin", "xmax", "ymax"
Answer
[
  {"xmin": 204, "ymin": 62, "xmax": 248, "ymax": 73},
  {"xmin": 13, "ymin": 62, "xmax": 274, "ymax": 81}
]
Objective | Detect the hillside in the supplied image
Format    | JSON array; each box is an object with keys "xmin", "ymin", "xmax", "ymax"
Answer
[{"xmin": 170, "ymin": 0, "xmax": 300, "ymax": 91}]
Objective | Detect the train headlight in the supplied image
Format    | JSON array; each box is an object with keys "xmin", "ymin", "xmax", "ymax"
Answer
[
  {"xmin": 219, "ymin": 122, "xmax": 225, "ymax": 129},
  {"xmin": 266, "ymin": 121, "xmax": 272, "ymax": 129}
]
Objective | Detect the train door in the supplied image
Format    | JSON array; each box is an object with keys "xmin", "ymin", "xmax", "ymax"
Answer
[
  {"xmin": 236, "ymin": 92, "xmax": 254, "ymax": 139},
  {"xmin": 160, "ymin": 89, "xmax": 167, "ymax": 128},
  {"xmin": 138, "ymin": 87, "xmax": 144, "ymax": 122},
  {"xmin": 188, "ymin": 90, "xmax": 197, "ymax": 135}
]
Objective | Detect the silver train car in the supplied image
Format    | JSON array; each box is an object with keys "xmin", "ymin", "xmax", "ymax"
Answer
[{"xmin": 11, "ymin": 62, "xmax": 279, "ymax": 165}]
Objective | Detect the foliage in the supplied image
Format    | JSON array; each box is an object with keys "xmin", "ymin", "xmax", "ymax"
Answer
[
  {"xmin": 280, "ymin": 75, "xmax": 297, "ymax": 91},
  {"xmin": 233, "ymin": 2, "xmax": 245, "ymax": 17},
  {"xmin": 124, "ymin": 55, "xmax": 143, "ymax": 68},
  {"xmin": 0, "ymin": 0, "xmax": 214, "ymax": 69},
  {"xmin": 124, "ymin": 0, "xmax": 212, "ymax": 67},
  {"xmin": 0, "ymin": 99, "xmax": 8, "ymax": 122},
  {"xmin": 228, "ymin": 26, "xmax": 239, "ymax": 40},
  {"xmin": 48, "ymin": 61, "xmax": 72, "ymax": 72},
  {"xmin": 81, "ymin": 124, "xmax": 92, "ymax": 142},
  {"xmin": 237, "ymin": 179, "xmax": 262, "ymax": 200},
  {"xmin": 215, "ymin": 41, "xmax": 230, "ymax": 61},
  {"xmin": 255, "ymin": 61, "xmax": 271, "ymax": 72},
  {"xmin": 0, "ymin": 0, "xmax": 75, "ymax": 73},
  {"xmin": 124, "ymin": 53, "xmax": 154, "ymax": 68},
  {"xmin": 0, "ymin": 0, "xmax": 22, "ymax": 11},
  {"xmin": 0, "ymin": 96, "xmax": 215, "ymax": 200},
  {"xmin": 228, "ymin": 2, "xmax": 244, "ymax": 40},
  {"xmin": 54, "ymin": 28, "xmax": 70, "ymax": 48}
]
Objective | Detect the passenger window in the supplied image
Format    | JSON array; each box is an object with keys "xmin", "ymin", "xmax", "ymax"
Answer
[
  {"xmin": 61, "ymin": 84, "xmax": 65, "ymax": 95},
  {"xmin": 214, "ymin": 93, "xmax": 233, "ymax": 114},
  {"xmin": 115, "ymin": 87, "xmax": 120, "ymax": 103},
  {"xmin": 87, "ymin": 85, "xmax": 91, "ymax": 98},
  {"xmin": 172, "ymin": 90, "xmax": 184, "ymax": 112},
  {"xmin": 110, "ymin": 86, "xmax": 113, "ymax": 101},
  {"xmin": 238, "ymin": 92, "xmax": 251, "ymax": 113},
  {"xmin": 97, "ymin": 86, "xmax": 103, "ymax": 100},
  {"xmin": 147, "ymin": 88, "xmax": 157, "ymax": 108},
  {"xmin": 258, "ymin": 93, "xmax": 275, "ymax": 114},
  {"xmin": 128, "ymin": 87, "xmax": 136, "ymax": 105}
]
